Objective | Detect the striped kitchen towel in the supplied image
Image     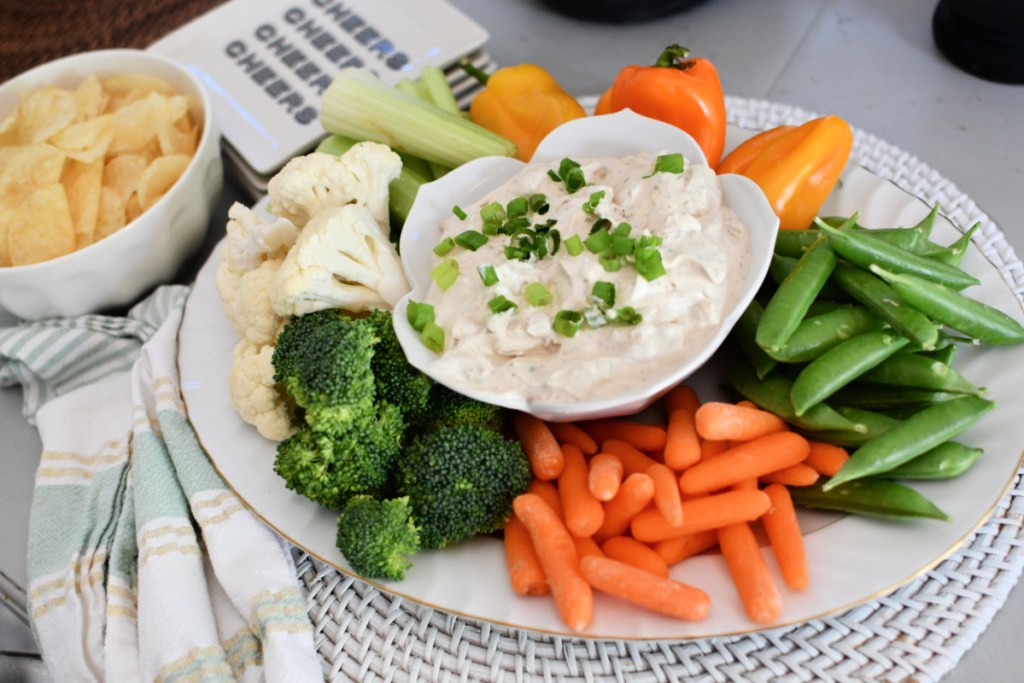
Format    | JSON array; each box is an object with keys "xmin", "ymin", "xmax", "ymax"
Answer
[{"xmin": 2, "ymin": 286, "xmax": 322, "ymax": 682}]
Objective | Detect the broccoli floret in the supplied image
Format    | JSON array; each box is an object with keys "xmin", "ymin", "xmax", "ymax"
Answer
[
  {"xmin": 396, "ymin": 423, "xmax": 532, "ymax": 549},
  {"xmin": 365, "ymin": 308, "xmax": 433, "ymax": 421},
  {"xmin": 416, "ymin": 383, "xmax": 505, "ymax": 433},
  {"xmin": 336, "ymin": 495, "xmax": 420, "ymax": 580},
  {"xmin": 274, "ymin": 403, "xmax": 404, "ymax": 509},
  {"xmin": 272, "ymin": 308, "xmax": 376, "ymax": 428}
]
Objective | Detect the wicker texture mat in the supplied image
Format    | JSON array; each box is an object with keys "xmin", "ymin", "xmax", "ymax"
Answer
[
  {"xmin": 289, "ymin": 96, "xmax": 1024, "ymax": 683},
  {"xmin": 0, "ymin": 0, "xmax": 226, "ymax": 83}
]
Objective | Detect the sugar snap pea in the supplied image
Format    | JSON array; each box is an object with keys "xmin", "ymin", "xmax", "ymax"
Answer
[
  {"xmin": 768, "ymin": 305, "xmax": 885, "ymax": 363},
  {"xmin": 727, "ymin": 360, "xmax": 865, "ymax": 433},
  {"xmin": 790, "ymin": 479, "xmax": 949, "ymax": 520},
  {"xmin": 878, "ymin": 441, "xmax": 982, "ymax": 480},
  {"xmin": 928, "ymin": 222, "xmax": 979, "ymax": 267},
  {"xmin": 871, "ymin": 266, "xmax": 1024, "ymax": 345},
  {"xmin": 807, "ymin": 406, "xmax": 902, "ymax": 446},
  {"xmin": 855, "ymin": 350, "xmax": 984, "ymax": 396},
  {"xmin": 824, "ymin": 395, "xmax": 994, "ymax": 489},
  {"xmin": 832, "ymin": 263, "xmax": 940, "ymax": 350},
  {"xmin": 790, "ymin": 330, "xmax": 910, "ymax": 416},
  {"xmin": 918, "ymin": 339, "xmax": 957, "ymax": 366},
  {"xmin": 817, "ymin": 221, "xmax": 980, "ymax": 290},
  {"xmin": 829, "ymin": 384, "xmax": 962, "ymax": 411},
  {"xmin": 732, "ymin": 300, "xmax": 777, "ymax": 380},
  {"xmin": 756, "ymin": 236, "xmax": 837, "ymax": 353},
  {"xmin": 774, "ymin": 230, "xmax": 822, "ymax": 258},
  {"xmin": 768, "ymin": 253, "xmax": 845, "ymax": 301}
]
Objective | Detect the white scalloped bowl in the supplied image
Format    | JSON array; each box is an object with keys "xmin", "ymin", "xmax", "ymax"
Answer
[
  {"xmin": 393, "ymin": 110, "xmax": 779, "ymax": 422},
  {"xmin": 0, "ymin": 49, "xmax": 223, "ymax": 320}
]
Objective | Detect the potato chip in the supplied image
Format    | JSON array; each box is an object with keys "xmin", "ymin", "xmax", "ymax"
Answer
[
  {"xmin": 137, "ymin": 153, "xmax": 190, "ymax": 211},
  {"xmin": 0, "ymin": 144, "xmax": 66, "ymax": 193},
  {"xmin": 94, "ymin": 185, "xmax": 126, "ymax": 241},
  {"xmin": 0, "ymin": 112, "xmax": 18, "ymax": 147},
  {"xmin": 62, "ymin": 159, "xmax": 103, "ymax": 248},
  {"xmin": 50, "ymin": 114, "xmax": 112, "ymax": 156},
  {"xmin": 125, "ymin": 192, "xmax": 143, "ymax": 224},
  {"xmin": 102, "ymin": 154, "xmax": 147, "ymax": 202},
  {"xmin": 72, "ymin": 75, "xmax": 107, "ymax": 121},
  {"xmin": 7, "ymin": 184, "xmax": 76, "ymax": 266},
  {"xmin": 157, "ymin": 118, "xmax": 197, "ymax": 157},
  {"xmin": 16, "ymin": 87, "xmax": 77, "ymax": 144},
  {"xmin": 102, "ymin": 74, "xmax": 177, "ymax": 99},
  {"xmin": 0, "ymin": 209, "xmax": 11, "ymax": 267},
  {"xmin": 108, "ymin": 92, "xmax": 189, "ymax": 155}
]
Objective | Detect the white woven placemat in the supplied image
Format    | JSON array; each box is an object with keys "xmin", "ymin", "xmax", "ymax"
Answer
[{"xmin": 289, "ymin": 96, "xmax": 1024, "ymax": 683}]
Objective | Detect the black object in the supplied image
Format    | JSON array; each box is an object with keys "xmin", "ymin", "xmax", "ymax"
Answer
[
  {"xmin": 541, "ymin": 0, "xmax": 710, "ymax": 24},
  {"xmin": 933, "ymin": 0, "xmax": 1024, "ymax": 84}
]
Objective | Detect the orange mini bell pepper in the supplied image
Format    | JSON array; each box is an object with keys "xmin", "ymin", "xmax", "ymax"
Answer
[
  {"xmin": 466, "ymin": 63, "xmax": 586, "ymax": 162},
  {"xmin": 595, "ymin": 45, "xmax": 727, "ymax": 167},
  {"xmin": 717, "ymin": 115, "xmax": 853, "ymax": 231}
]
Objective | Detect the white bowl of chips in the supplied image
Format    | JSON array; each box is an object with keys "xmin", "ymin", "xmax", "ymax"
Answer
[{"xmin": 0, "ymin": 49, "xmax": 223, "ymax": 320}]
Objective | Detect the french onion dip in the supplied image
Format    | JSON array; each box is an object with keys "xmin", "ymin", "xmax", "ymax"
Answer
[{"xmin": 421, "ymin": 150, "xmax": 748, "ymax": 402}]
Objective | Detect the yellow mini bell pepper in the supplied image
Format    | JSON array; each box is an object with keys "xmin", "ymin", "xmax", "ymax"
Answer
[
  {"xmin": 466, "ymin": 63, "xmax": 586, "ymax": 162},
  {"xmin": 717, "ymin": 115, "xmax": 853, "ymax": 230}
]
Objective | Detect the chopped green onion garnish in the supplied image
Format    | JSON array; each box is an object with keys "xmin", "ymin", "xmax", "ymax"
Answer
[
  {"xmin": 584, "ymin": 306, "xmax": 609, "ymax": 329},
  {"xmin": 546, "ymin": 169, "xmax": 561, "ymax": 183},
  {"xmin": 565, "ymin": 235, "xmax": 584, "ymax": 256},
  {"xmin": 592, "ymin": 281, "xmax": 616, "ymax": 308},
  {"xmin": 582, "ymin": 189, "xmax": 605, "ymax": 214},
  {"xmin": 612, "ymin": 222, "xmax": 632, "ymax": 237},
  {"xmin": 600, "ymin": 256, "xmax": 622, "ymax": 272},
  {"xmin": 481, "ymin": 201, "xmax": 506, "ymax": 223},
  {"xmin": 590, "ymin": 218, "xmax": 612, "ymax": 234},
  {"xmin": 553, "ymin": 310, "xmax": 585, "ymax": 337},
  {"xmin": 584, "ymin": 229, "xmax": 611, "ymax": 253},
  {"xmin": 406, "ymin": 300, "xmax": 435, "ymax": 332},
  {"xmin": 481, "ymin": 220, "xmax": 500, "ymax": 235},
  {"xmin": 634, "ymin": 246, "xmax": 667, "ymax": 281},
  {"xmin": 612, "ymin": 234, "xmax": 636, "ymax": 256},
  {"xmin": 488, "ymin": 295, "xmax": 518, "ymax": 314},
  {"xmin": 501, "ymin": 216, "xmax": 531, "ymax": 235},
  {"xmin": 507, "ymin": 196, "xmax": 528, "ymax": 218},
  {"xmin": 529, "ymin": 194, "xmax": 549, "ymax": 214},
  {"xmin": 647, "ymin": 153, "xmax": 685, "ymax": 176},
  {"xmin": 553, "ymin": 158, "xmax": 586, "ymax": 194},
  {"xmin": 504, "ymin": 245, "xmax": 530, "ymax": 260},
  {"xmin": 636, "ymin": 234, "xmax": 662, "ymax": 249},
  {"xmin": 525, "ymin": 282, "xmax": 553, "ymax": 307},
  {"xmin": 478, "ymin": 264, "xmax": 498, "ymax": 286},
  {"xmin": 420, "ymin": 321, "xmax": 445, "ymax": 353},
  {"xmin": 613, "ymin": 307, "xmax": 643, "ymax": 325},
  {"xmin": 430, "ymin": 258, "xmax": 460, "ymax": 290},
  {"xmin": 433, "ymin": 237, "xmax": 455, "ymax": 256},
  {"xmin": 452, "ymin": 205, "xmax": 467, "ymax": 220},
  {"xmin": 454, "ymin": 230, "xmax": 488, "ymax": 251}
]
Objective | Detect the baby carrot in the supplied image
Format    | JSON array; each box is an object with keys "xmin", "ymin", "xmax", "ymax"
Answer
[
  {"xmin": 601, "ymin": 536, "xmax": 670, "ymax": 577},
  {"xmin": 574, "ymin": 535, "xmax": 605, "ymax": 560},
  {"xmin": 804, "ymin": 441, "xmax": 850, "ymax": 477},
  {"xmin": 513, "ymin": 493, "xmax": 593, "ymax": 631},
  {"xmin": 648, "ymin": 463, "xmax": 684, "ymax": 527},
  {"xmin": 631, "ymin": 489, "xmax": 771, "ymax": 542},
  {"xmin": 762, "ymin": 484, "xmax": 808, "ymax": 590},
  {"xmin": 593, "ymin": 472, "xmax": 655, "ymax": 542},
  {"xmin": 601, "ymin": 438, "xmax": 660, "ymax": 475},
  {"xmin": 679, "ymin": 432, "xmax": 811, "ymax": 495},
  {"xmin": 760, "ymin": 463, "xmax": 820, "ymax": 487},
  {"xmin": 731, "ymin": 478, "xmax": 760, "ymax": 491},
  {"xmin": 664, "ymin": 383, "xmax": 701, "ymax": 414},
  {"xmin": 699, "ymin": 438, "xmax": 730, "ymax": 461},
  {"xmin": 580, "ymin": 555, "xmax": 711, "ymax": 621},
  {"xmin": 503, "ymin": 513, "xmax": 548, "ymax": 596},
  {"xmin": 653, "ymin": 530, "xmax": 719, "ymax": 566},
  {"xmin": 664, "ymin": 386, "xmax": 701, "ymax": 471},
  {"xmin": 549, "ymin": 421, "xmax": 599, "ymax": 454},
  {"xmin": 528, "ymin": 479, "xmax": 564, "ymax": 519},
  {"xmin": 558, "ymin": 443, "xmax": 605, "ymax": 538},
  {"xmin": 588, "ymin": 452, "xmax": 624, "ymax": 502},
  {"xmin": 717, "ymin": 522, "xmax": 782, "ymax": 624},
  {"xmin": 694, "ymin": 402, "xmax": 788, "ymax": 442},
  {"xmin": 580, "ymin": 419, "xmax": 667, "ymax": 452},
  {"xmin": 514, "ymin": 412, "xmax": 564, "ymax": 480}
]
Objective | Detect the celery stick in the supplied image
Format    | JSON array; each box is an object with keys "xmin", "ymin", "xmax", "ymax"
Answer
[
  {"xmin": 315, "ymin": 133, "xmax": 357, "ymax": 156},
  {"xmin": 321, "ymin": 68, "xmax": 517, "ymax": 168},
  {"xmin": 395, "ymin": 77, "xmax": 428, "ymax": 100},
  {"xmin": 419, "ymin": 66, "xmax": 460, "ymax": 115}
]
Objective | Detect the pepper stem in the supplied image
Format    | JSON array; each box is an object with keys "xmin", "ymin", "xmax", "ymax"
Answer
[
  {"xmin": 459, "ymin": 60, "xmax": 491, "ymax": 85},
  {"xmin": 654, "ymin": 44, "xmax": 694, "ymax": 69}
]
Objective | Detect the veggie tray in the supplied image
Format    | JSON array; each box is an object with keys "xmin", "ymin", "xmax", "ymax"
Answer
[{"xmin": 178, "ymin": 123, "xmax": 1024, "ymax": 640}]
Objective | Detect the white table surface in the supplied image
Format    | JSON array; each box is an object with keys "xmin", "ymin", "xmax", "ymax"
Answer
[{"xmin": 2, "ymin": 0, "xmax": 1022, "ymax": 679}]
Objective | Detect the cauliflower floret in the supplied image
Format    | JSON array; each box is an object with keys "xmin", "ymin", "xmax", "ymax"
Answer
[
  {"xmin": 270, "ymin": 204, "xmax": 409, "ymax": 317},
  {"xmin": 224, "ymin": 202, "xmax": 299, "ymax": 271},
  {"xmin": 266, "ymin": 143, "xmax": 402, "ymax": 229},
  {"xmin": 218, "ymin": 259, "xmax": 288, "ymax": 345},
  {"xmin": 228, "ymin": 339, "xmax": 297, "ymax": 442}
]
